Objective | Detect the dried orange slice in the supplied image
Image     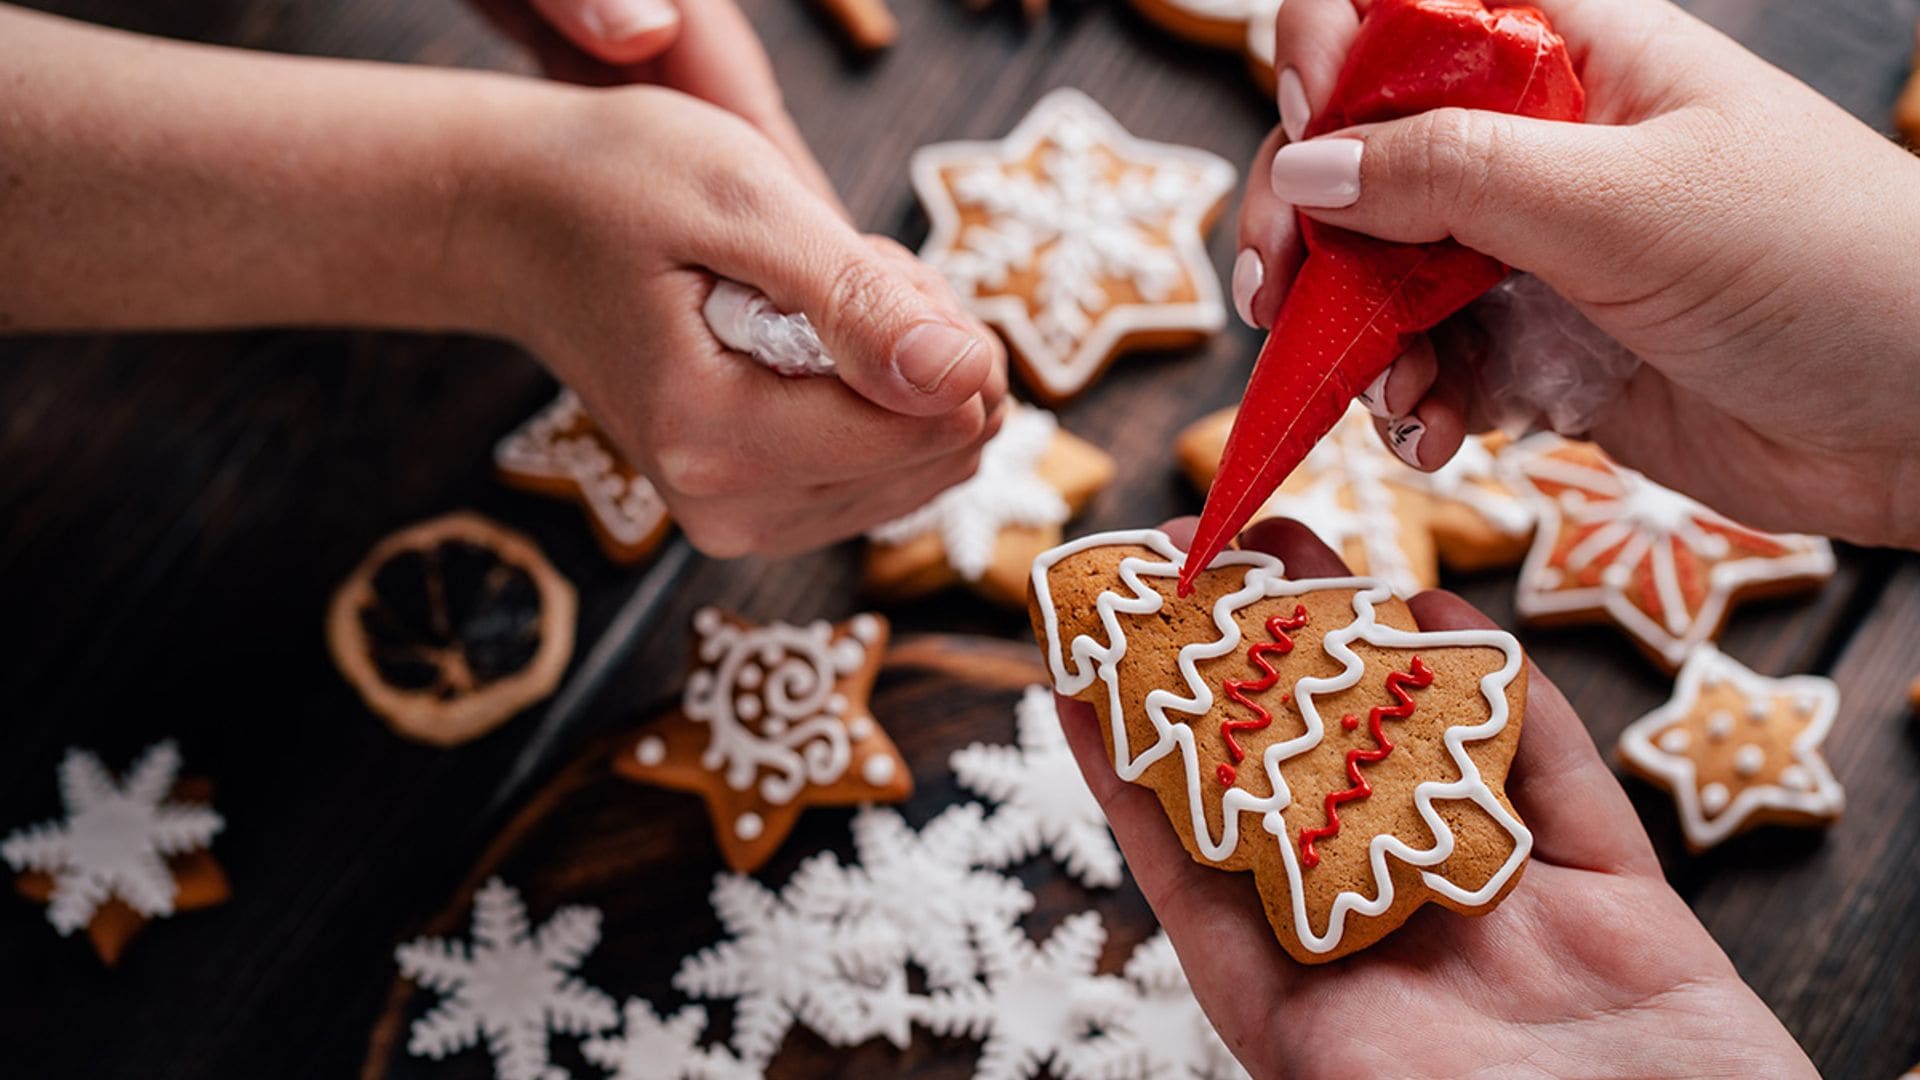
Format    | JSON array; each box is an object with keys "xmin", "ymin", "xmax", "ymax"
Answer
[{"xmin": 328, "ymin": 512, "xmax": 576, "ymax": 746}]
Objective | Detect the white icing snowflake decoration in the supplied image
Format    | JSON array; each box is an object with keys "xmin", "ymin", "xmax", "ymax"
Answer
[
  {"xmin": 951, "ymin": 685, "xmax": 1124, "ymax": 888},
  {"xmin": 580, "ymin": 999, "xmax": 757, "ymax": 1080},
  {"xmin": 916, "ymin": 910, "xmax": 1136, "ymax": 1080},
  {"xmin": 1, "ymin": 739, "xmax": 224, "ymax": 934},
  {"xmin": 913, "ymin": 88, "xmax": 1235, "ymax": 401},
  {"xmin": 395, "ymin": 877, "xmax": 618, "ymax": 1080},
  {"xmin": 784, "ymin": 804, "xmax": 1034, "ymax": 992},
  {"xmin": 1072, "ymin": 933, "xmax": 1249, "ymax": 1080},
  {"xmin": 1260, "ymin": 405, "xmax": 1425, "ymax": 597},
  {"xmin": 867, "ymin": 406, "xmax": 1070, "ymax": 581}
]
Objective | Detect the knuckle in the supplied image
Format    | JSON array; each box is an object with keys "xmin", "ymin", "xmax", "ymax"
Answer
[
  {"xmin": 820, "ymin": 255, "xmax": 918, "ymax": 356},
  {"xmin": 1415, "ymin": 107, "xmax": 1502, "ymax": 218}
]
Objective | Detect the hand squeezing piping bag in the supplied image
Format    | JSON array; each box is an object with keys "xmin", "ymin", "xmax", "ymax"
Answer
[{"xmin": 1178, "ymin": 0, "xmax": 1584, "ymax": 594}]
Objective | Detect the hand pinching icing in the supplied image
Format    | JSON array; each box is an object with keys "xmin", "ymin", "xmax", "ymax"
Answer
[
  {"xmin": 865, "ymin": 405, "xmax": 1114, "ymax": 608},
  {"xmin": 1027, "ymin": 528, "xmax": 1530, "ymax": 962},
  {"xmin": 495, "ymin": 390, "xmax": 672, "ymax": 565},
  {"xmin": 912, "ymin": 89, "xmax": 1236, "ymax": 404},
  {"xmin": 703, "ymin": 279, "xmax": 836, "ymax": 377},
  {"xmin": 1503, "ymin": 435, "xmax": 1834, "ymax": 671},
  {"xmin": 615, "ymin": 608, "xmax": 912, "ymax": 872},
  {"xmin": 1617, "ymin": 644, "xmax": 1843, "ymax": 851}
]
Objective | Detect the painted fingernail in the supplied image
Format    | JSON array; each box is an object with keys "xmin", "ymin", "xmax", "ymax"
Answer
[
  {"xmin": 1231, "ymin": 249, "xmax": 1265, "ymax": 328},
  {"xmin": 583, "ymin": 0, "xmax": 678, "ymax": 40},
  {"xmin": 894, "ymin": 321, "xmax": 983, "ymax": 393},
  {"xmin": 1269, "ymin": 137, "xmax": 1363, "ymax": 208},
  {"xmin": 1357, "ymin": 366, "xmax": 1393, "ymax": 418},
  {"xmin": 1388, "ymin": 416, "xmax": 1425, "ymax": 467},
  {"xmin": 1278, "ymin": 67, "xmax": 1310, "ymax": 144}
]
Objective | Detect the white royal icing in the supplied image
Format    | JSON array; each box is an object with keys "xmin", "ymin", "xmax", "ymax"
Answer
[
  {"xmin": 495, "ymin": 391, "xmax": 669, "ymax": 549},
  {"xmin": 703, "ymin": 279, "xmax": 837, "ymax": 378},
  {"xmin": 1504, "ymin": 435, "xmax": 1835, "ymax": 669},
  {"xmin": 1030, "ymin": 528, "xmax": 1530, "ymax": 955},
  {"xmin": 683, "ymin": 608, "xmax": 871, "ymax": 806},
  {"xmin": 1255, "ymin": 404, "xmax": 1426, "ymax": 597},
  {"xmin": 912, "ymin": 89, "xmax": 1235, "ymax": 401},
  {"xmin": 1244, "ymin": 0, "xmax": 1282, "ymax": 68},
  {"xmin": 1394, "ymin": 432, "xmax": 1536, "ymax": 538},
  {"xmin": 1617, "ymin": 643, "xmax": 1843, "ymax": 849},
  {"xmin": 867, "ymin": 405, "xmax": 1070, "ymax": 581}
]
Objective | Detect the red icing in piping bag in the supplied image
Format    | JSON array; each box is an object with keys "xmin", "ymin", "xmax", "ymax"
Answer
[{"xmin": 1179, "ymin": 0, "xmax": 1584, "ymax": 595}]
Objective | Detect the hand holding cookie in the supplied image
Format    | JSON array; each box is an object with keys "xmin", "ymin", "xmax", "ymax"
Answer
[
  {"xmin": 484, "ymin": 88, "xmax": 1009, "ymax": 559},
  {"xmin": 1049, "ymin": 517, "xmax": 1816, "ymax": 1077}
]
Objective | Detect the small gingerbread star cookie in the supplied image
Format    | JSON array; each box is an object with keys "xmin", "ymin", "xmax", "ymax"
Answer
[
  {"xmin": 1502, "ymin": 435, "xmax": 1834, "ymax": 672},
  {"xmin": 495, "ymin": 390, "xmax": 672, "ymax": 565},
  {"xmin": 912, "ymin": 89, "xmax": 1236, "ymax": 405},
  {"xmin": 1129, "ymin": 0, "xmax": 1264, "ymax": 51},
  {"xmin": 1617, "ymin": 644, "xmax": 1843, "ymax": 851},
  {"xmin": 866, "ymin": 405, "xmax": 1114, "ymax": 608},
  {"xmin": 3, "ymin": 741, "xmax": 229, "ymax": 965},
  {"xmin": 615, "ymin": 608, "xmax": 912, "ymax": 872}
]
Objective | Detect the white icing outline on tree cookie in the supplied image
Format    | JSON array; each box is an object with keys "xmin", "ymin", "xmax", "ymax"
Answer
[
  {"xmin": 1031, "ymin": 528, "xmax": 1530, "ymax": 955},
  {"xmin": 866, "ymin": 406, "xmax": 1071, "ymax": 581},
  {"xmin": 1502, "ymin": 434, "xmax": 1835, "ymax": 669},
  {"xmin": 911, "ymin": 88, "xmax": 1235, "ymax": 401},
  {"xmin": 684, "ymin": 608, "xmax": 883, "ymax": 805},
  {"xmin": 1617, "ymin": 644, "xmax": 1843, "ymax": 849},
  {"xmin": 495, "ymin": 391, "xmax": 669, "ymax": 548}
]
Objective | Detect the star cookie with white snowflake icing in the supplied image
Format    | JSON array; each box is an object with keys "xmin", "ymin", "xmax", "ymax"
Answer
[
  {"xmin": 1503, "ymin": 435, "xmax": 1835, "ymax": 672},
  {"xmin": 3, "ymin": 740, "xmax": 228, "ymax": 965},
  {"xmin": 580, "ymin": 998, "xmax": 756, "ymax": 1080},
  {"xmin": 1389, "ymin": 429, "xmax": 1536, "ymax": 571},
  {"xmin": 866, "ymin": 405, "xmax": 1114, "ymax": 608},
  {"xmin": 1029, "ymin": 529, "xmax": 1531, "ymax": 963},
  {"xmin": 951, "ymin": 684, "xmax": 1124, "ymax": 887},
  {"xmin": 395, "ymin": 876, "xmax": 618, "ymax": 1080},
  {"xmin": 912, "ymin": 89, "xmax": 1236, "ymax": 404},
  {"xmin": 614, "ymin": 607, "xmax": 912, "ymax": 872},
  {"xmin": 496, "ymin": 390, "xmax": 672, "ymax": 565},
  {"xmin": 1617, "ymin": 645, "xmax": 1843, "ymax": 851}
]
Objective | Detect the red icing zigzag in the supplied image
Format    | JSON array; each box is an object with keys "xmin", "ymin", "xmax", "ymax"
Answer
[
  {"xmin": 1298, "ymin": 656, "xmax": 1435, "ymax": 868},
  {"xmin": 1217, "ymin": 606, "xmax": 1310, "ymax": 787}
]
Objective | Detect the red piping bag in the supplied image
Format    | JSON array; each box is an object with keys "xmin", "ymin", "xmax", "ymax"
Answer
[{"xmin": 1179, "ymin": 0, "xmax": 1584, "ymax": 594}]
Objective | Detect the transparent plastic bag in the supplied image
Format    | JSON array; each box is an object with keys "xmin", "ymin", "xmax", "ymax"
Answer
[
  {"xmin": 702, "ymin": 279, "xmax": 836, "ymax": 377},
  {"xmin": 1473, "ymin": 274, "xmax": 1640, "ymax": 437}
]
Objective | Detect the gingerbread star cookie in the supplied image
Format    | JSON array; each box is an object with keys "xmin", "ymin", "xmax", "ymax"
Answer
[
  {"xmin": 1617, "ymin": 644, "xmax": 1843, "ymax": 851},
  {"xmin": 1130, "ymin": 0, "xmax": 1264, "ymax": 51},
  {"xmin": 1029, "ymin": 529, "xmax": 1531, "ymax": 963},
  {"xmin": 3, "ymin": 741, "xmax": 229, "ymax": 965},
  {"xmin": 495, "ymin": 390, "xmax": 672, "ymax": 565},
  {"xmin": 866, "ymin": 404, "xmax": 1114, "ymax": 608},
  {"xmin": 615, "ymin": 607, "xmax": 912, "ymax": 872},
  {"xmin": 912, "ymin": 88, "xmax": 1236, "ymax": 405},
  {"xmin": 1502, "ymin": 435, "xmax": 1835, "ymax": 672}
]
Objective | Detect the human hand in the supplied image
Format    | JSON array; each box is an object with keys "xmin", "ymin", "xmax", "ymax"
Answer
[
  {"xmin": 1234, "ymin": 0, "xmax": 1920, "ymax": 548},
  {"xmin": 1057, "ymin": 515, "xmax": 1818, "ymax": 1078},
  {"xmin": 465, "ymin": 85, "xmax": 1006, "ymax": 557},
  {"xmin": 468, "ymin": 0, "xmax": 838, "ymax": 205}
]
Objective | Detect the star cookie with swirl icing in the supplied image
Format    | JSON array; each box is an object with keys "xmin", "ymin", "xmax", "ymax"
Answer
[
  {"xmin": 912, "ymin": 89, "xmax": 1236, "ymax": 405},
  {"xmin": 1617, "ymin": 644, "xmax": 1842, "ymax": 852},
  {"xmin": 1502, "ymin": 435, "xmax": 1834, "ymax": 672},
  {"xmin": 495, "ymin": 390, "xmax": 672, "ymax": 565},
  {"xmin": 615, "ymin": 608, "xmax": 912, "ymax": 872}
]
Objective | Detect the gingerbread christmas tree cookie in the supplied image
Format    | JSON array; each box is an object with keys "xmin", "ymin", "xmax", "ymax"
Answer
[
  {"xmin": 1617, "ymin": 644, "xmax": 1843, "ymax": 852},
  {"xmin": 3, "ymin": 740, "xmax": 228, "ymax": 965},
  {"xmin": 496, "ymin": 390, "xmax": 672, "ymax": 566},
  {"xmin": 866, "ymin": 405, "xmax": 1114, "ymax": 608},
  {"xmin": 912, "ymin": 89, "xmax": 1236, "ymax": 405},
  {"xmin": 1503, "ymin": 435, "xmax": 1835, "ymax": 672},
  {"xmin": 615, "ymin": 607, "xmax": 912, "ymax": 872},
  {"xmin": 1029, "ymin": 529, "xmax": 1530, "ymax": 963}
]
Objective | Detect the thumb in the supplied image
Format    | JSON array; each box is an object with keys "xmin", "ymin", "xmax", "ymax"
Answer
[
  {"xmin": 1267, "ymin": 108, "xmax": 1639, "ymax": 284},
  {"xmin": 529, "ymin": 0, "xmax": 681, "ymax": 65}
]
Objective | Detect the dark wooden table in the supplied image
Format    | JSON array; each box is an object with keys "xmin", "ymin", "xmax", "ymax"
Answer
[{"xmin": 3, "ymin": 0, "xmax": 1918, "ymax": 1076}]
